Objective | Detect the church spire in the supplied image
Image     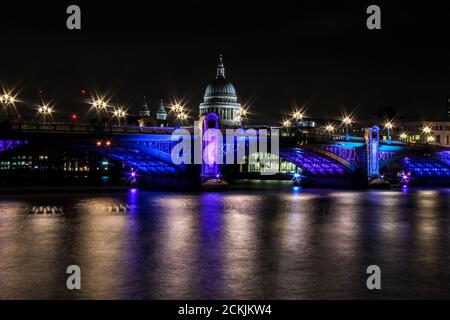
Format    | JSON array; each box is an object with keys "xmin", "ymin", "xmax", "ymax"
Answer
[
  {"xmin": 139, "ymin": 96, "xmax": 150, "ymax": 117},
  {"xmin": 216, "ymin": 54, "xmax": 225, "ymax": 79},
  {"xmin": 156, "ymin": 98, "xmax": 167, "ymax": 121}
]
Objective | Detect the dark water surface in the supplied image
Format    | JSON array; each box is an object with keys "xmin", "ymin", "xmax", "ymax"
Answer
[{"xmin": 1, "ymin": 183, "xmax": 450, "ymax": 299}]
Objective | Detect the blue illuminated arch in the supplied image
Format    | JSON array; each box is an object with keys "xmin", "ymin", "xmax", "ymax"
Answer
[{"xmin": 280, "ymin": 148, "xmax": 353, "ymax": 177}]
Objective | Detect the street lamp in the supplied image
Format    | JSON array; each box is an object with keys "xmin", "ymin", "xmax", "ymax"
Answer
[
  {"xmin": 237, "ymin": 107, "xmax": 248, "ymax": 127},
  {"xmin": 400, "ymin": 133, "xmax": 408, "ymax": 141},
  {"xmin": 233, "ymin": 107, "xmax": 249, "ymax": 126},
  {"xmin": 176, "ymin": 112, "xmax": 188, "ymax": 124},
  {"xmin": 384, "ymin": 120, "xmax": 394, "ymax": 144},
  {"xmin": 292, "ymin": 110, "xmax": 304, "ymax": 129},
  {"xmin": 112, "ymin": 107, "xmax": 127, "ymax": 126},
  {"xmin": 422, "ymin": 126, "xmax": 432, "ymax": 143},
  {"xmin": 282, "ymin": 119, "xmax": 291, "ymax": 128},
  {"xmin": 171, "ymin": 103, "xmax": 183, "ymax": 114},
  {"xmin": 170, "ymin": 102, "xmax": 189, "ymax": 126},
  {"xmin": 37, "ymin": 104, "xmax": 53, "ymax": 124},
  {"xmin": 92, "ymin": 99, "xmax": 107, "ymax": 110},
  {"xmin": 422, "ymin": 126, "xmax": 431, "ymax": 134},
  {"xmin": 325, "ymin": 124, "xmax": 335, "ymax": 134},
  {"xmin": 342, "ymin": 115, "xmax": 352, "ymax": 141},
  {"xmin": 292, "ymin": 111, "xmax": 303, "ymax": 120},
  {"xmin": 0, "ymin": 93, "xmax": 17, "ymax": 121},
  {"xmin": 0, "ymin": 93, "xmax": 15, "ymax": 105},
  {"xmin": 92, "ymin": 99, "xmax": 108, "ymax": 121}
]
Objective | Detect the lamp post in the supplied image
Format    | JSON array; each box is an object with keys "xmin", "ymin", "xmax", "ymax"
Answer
[
  {"xmin": 92, "ymin": 99, "xmax": 107, "ymax": 122},
  {"xmin": 400, "ymin": 133, "xmax": 407, "ymax": 141},
  {"xmin": 0, "ymin": 93, "xmax": 16, "ymax": 120},
  {"xmin": 422, "ymin": 126, "xmax": 431, "ymax": 144},
  {"xmin": 282, "ymin": 119, "xmax": 291, "ymax": 128},
  {"xmin": 176, "ymin": 112, "xmax": 188, "ymax": 126},
  {"xmin": 325, "ymin": 124, "xmax": 335, "ymax": 135},
  {"xmin": 292, "ymin": 110, "xmax": 304, "ymax": 129},
  {"xmin": 112, "ymin": 107, "xmax": 127, "ymax": 126},
  {"xmin": 0, "ymin": 93, "xmax": 15, "ymax": 105},
  {"xmin": 37, "ymin": 104, "xmax": 53, "ymax": 124},
  {"xmin": 342, "ymin": 116, "xmax": 352, "ymax": 141},
  {"xmin": 171, "ymin": 102, "xmax": 186, "ymax": 126},
  {"xmin": 384, "ymin": 120, "xmax": 394, "ymax": 144},
  {"xmin": 238, "ymin": 107, "xmax": 248, "ymax": 127},
  {"xmin": 171, "ymin": 103, "xmax": 183, "ymax": 114}
]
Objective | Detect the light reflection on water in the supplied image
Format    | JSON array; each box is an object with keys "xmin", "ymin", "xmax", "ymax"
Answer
[{"xmin": 0, "ymin": 187, "xmax": 450, "ymax": 299}]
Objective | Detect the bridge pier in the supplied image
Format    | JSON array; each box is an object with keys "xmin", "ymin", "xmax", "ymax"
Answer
[
  {"xmin": 198, "ymin": 113, "xmax": 229, "ymax": 190},
  {"xmin": 367, "ymin": 125, "xmax": 381, "ymax": 180},
  {"xmin": 200, "ymin": 113, "xmax": 221, "ymax": 181},
  {"xmin": 353, "ymin": 126, "xmax": 383, "ymax": 186}
]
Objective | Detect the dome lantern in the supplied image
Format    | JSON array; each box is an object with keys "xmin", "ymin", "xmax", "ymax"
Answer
[{"xmin": 216, "ymin": 54, "xmax": 225, "ymax": 79}]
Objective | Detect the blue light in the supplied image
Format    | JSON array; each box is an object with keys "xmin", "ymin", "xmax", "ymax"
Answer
[
  {"xmin": 281, "ymin": 149, "xmax": 349, "ymax": 177},
  {"xmin": 95, "ymin": 144, "xmax": 184, "ymax": 177},
  {"xmin": 292, "ymin": 186, "xmax": 301, "ymax": 192},
  {"xmin": 398, "ymin": 156, "xmax": 450, "ymax": 178}
]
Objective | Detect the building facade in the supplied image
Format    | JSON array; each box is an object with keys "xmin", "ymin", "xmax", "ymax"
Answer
[
  {"xmin": 447, "ymin": 97, "xmax": 450, "ymax": 120},
  {"xmin": 398, "ymin": 121, "xmax": 450, "ymax": 146}
]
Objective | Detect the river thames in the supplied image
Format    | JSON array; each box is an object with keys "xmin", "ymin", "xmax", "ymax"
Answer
[{"xmin": 1, "ymin": 182, "xmax": 450, "ymax": 299}]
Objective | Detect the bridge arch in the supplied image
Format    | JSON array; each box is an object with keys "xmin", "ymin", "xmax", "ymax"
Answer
[
  {"xmin": 381, "ymin": 154, "xmax": 450, "ymax": 180},
  {"xmin": 279, "ymin": 148, "xmax": 354, "ymax": 177},
  {"xmin": 238, "ymin": 146, "xmax": 356, "ymax": 178},
  {"xmin": 92, "ymin": 145, "xmax": 184, "ymax": 176}
]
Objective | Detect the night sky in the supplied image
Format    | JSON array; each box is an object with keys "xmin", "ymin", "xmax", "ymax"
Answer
[{"xmin": 1, "ymin": 1, "xmax": 450, "ymax": 124}]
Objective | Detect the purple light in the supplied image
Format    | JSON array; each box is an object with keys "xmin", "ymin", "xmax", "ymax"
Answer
[
  {"xmin": 128, "ymin": 168, "xmax": 138, "ymax": 183},
  {"xmin": 280, "ymin": 149, "xmax": 349, "ymax": 177},
  {"xmin": 0, "ymin": 139, "xmax": 27, "ymax": 153}
]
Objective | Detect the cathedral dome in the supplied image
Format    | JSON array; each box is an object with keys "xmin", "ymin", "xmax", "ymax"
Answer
[
  {"xmin": 204, "ymin": 78, "xmax": 237, "ymax": 98},
  {"xmin": 202, "ymin": 55, "xmax": 238, "ymax": 103},
  {"xmin": 199, "ymin": 54, "xmax": 242, "ymax": 127}
]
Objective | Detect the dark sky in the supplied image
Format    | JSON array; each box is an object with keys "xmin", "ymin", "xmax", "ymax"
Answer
[{"xmin": 1, "ymin": 1, "xmax": 450, "ymax": 123}]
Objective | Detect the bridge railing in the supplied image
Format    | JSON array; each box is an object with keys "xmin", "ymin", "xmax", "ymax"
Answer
[
  {"xmin": 287, "ymin": 132, "xmax": 365, "ymax": 143},
  {"xmin": 5, "ymin": 123, "xmax": 176, "ymax": 135},
  {"xmin": 380, "ymin": 139, "xmax": 445, "ymax": 149}
]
